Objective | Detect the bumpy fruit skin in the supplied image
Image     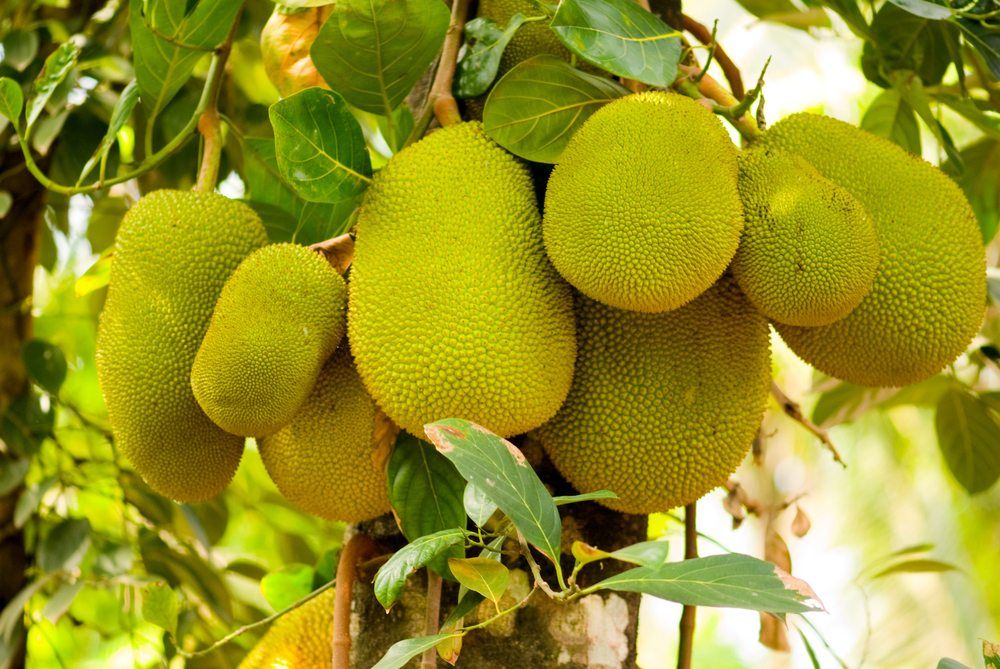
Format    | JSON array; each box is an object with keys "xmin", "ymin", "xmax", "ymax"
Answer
[
  {"xmin": 349, "ymin": 122, "xmax": 576, "ymax": 437},
  {"xmin": 759, "ymin": 113, "xmax": 986, "ymax": 387},
  {"xmin": 258, "ymin": 346, "xmax": 390, "ymax": 523},
  {"xmin": 260, "ymin": 6, "xmax": 331, "ymax": 96},
  {"xmin": 191, "ymin": 243, "xmax": 346, "ymax": 438},
  {"xmin": 732, "ymin": 148, "xmax": 879, "ymax": 326},
  {"xmin": 543, "ymin": 92, "xmax": 743, "ymax": 313},
  {"xmin": 533, "ymin": 277, "xmax": 771, "ymax": 514},
  {"xmin": 96, "ymin": 191, "xmax": 268, "ymax": 501},
  {"xmin": 478, "ymin": 0, "xmax": 570, "ymax": 75},
  {"xmin": 238, "ymin": 588, "xmax": 334, "ymax": 669}
]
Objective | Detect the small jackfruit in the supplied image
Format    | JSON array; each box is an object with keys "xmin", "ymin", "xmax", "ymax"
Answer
[
  {"xmin": 192, "ymin": 243, "xmax": 346, "ymax": 438},
  {"xmin": 732, "ymin": 148, "xmax": 880, "ymax": 326},
  {"xmin": 758, "ymin": 114, "xmax": 986, "ymax": 387},
  {"xmin": 258, "ymin": 346, "xmax": 391, "ymax": 523},
  {"xmin": 478, "ymin": 0, "xmax": 572, "ymax": 75},
  {"xmin": 238, "ymin": 588, "xmax": 334, "ymax": 669},
  {"xmin": 534, "ymin": 277, "xmax": 771, "ymax": 514},
  {"xmin": 96, "ymin": 191, "xmax": 268, "ymax": 502},
  {"xmin": 348, "ymin": 122, "xmax": 576, "ymax": 438},
  {"xmin": 543, "ymin": 92, "xmax": 743, "ymax": 313}
]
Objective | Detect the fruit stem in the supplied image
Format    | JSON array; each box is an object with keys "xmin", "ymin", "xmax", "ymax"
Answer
[
  {"xmin": 420, "ymin": 571, "xmax": 444, "ymax": 669},
  {"xmin": 676, "ymin": 502, "xmax": 698, "ymax": 669},
  {"xmin": 430, "ymin": 0, "xmax": 470, "ymax": 128},
  {"xmin": 681, "ymin": 14, "xmax": 745, "ymax": 100},
  {"xmin": 676, "ymin": 64, "xmax": 761, "ymax": 141},
  {"xmin": 332, "ymin": 533, "xmax": 380, "ymax": 669},
  {"xmin": 193, "ymin": 6, "xmax": 242, "ymax": 193}
]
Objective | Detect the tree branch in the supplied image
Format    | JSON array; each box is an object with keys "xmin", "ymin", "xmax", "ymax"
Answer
[
  {"xmin": 194, "ymin": 8, "xmax": 242, "ymax": 193},
  {"xmin": 310, "ymin": 233, "xmax": 356, "ymax": 274},
  {"xmin": 332, "ymin": 533, "xmax": 379, "ymax": 669},
  {"xmin": 430, "ymin": 0, "xmax": 470, "ymax": 128},
  {"xmin": 677, "ymin": 503, "xmax": 698, "ymax": 669},
  {"xmin": 681, "ymin": 14, "xmax": 745, "ymax": 99},
  {"xmin": 420, "ymin": 571, "xmax": 443, "ymax": 669},
  {"xmin": 770, "ymin": 381, "xmax": 846, "ymax": 467}
]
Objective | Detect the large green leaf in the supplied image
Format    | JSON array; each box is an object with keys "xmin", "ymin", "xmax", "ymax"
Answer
[
  {"xmin": 373, "ymin": 528, "xmax": 466, "ymax": 610},
  {"xmin": 860, "ymin": 4, "xmax": 958, "ymax": 87},
  {"xmin": 310, "ymin": 0, "xmax": 449, "ymax": 118},
  {"xmin": 371, "ymin": 633, "xmax": 463, "ymax": 669},
  {"xmin": 425, "ymin": 418, "xmax": 562, "ymax": 563},
  {"xmin": 38, "ymin": 518, "xmax": 91, "ymax": 573},
  {"xmin": 483, "ymin": 55, "xmax": 629, "ymax": 163},
  {"xmin": 269, "ymin": 87, "xmax": 372, "ymax": 203},
  {"xmin": 594, "ymin": 553, "xmax": 824, "ymax": 614},
  {"xmin": 387, "ymin": 434, "xmax": 467, "ymax": 541},
  {"xmin": 934, "ymin": 388, "xmax": 1000, "ymax": 494},
  {"xmin": 129, "ymin": 0, "xmax": 242, "ymax": 121},
  {"xmin": 551, "ymin": 0, "xmax": 682, "ymax": 87},
  {"xmin": 944, "ymin": 138, "xmax": 1000, "ymax": 243},
  {"xmin": 860, "ymin": 87, "xmax": 921, "ymax": 155},
  {"xmin": 21, "ymin": 339, "xmax": 67, "ymax": 395}
]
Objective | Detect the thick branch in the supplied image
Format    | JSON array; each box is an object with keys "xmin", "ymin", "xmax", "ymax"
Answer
[
  {"xmin": 332, "ymin": 534, "xmax": 380, "ymax": 669},
  {"xmin": 770, "ymin": 381, "xmax": 846, "ymax": 467},
  {"xmin": 681, "ymin": 14, "xmax": 745, "ymax": 99},
  {"xmin": 194, "ymin": 9, "xmax": 241, "ymax": 193},
  {"xmin": 430, "ymin": 0, "xmax": 470, "ymax": 127},
  {"xmin": 677, "ymin": 503, "xmax": 698, "ymax": 669}
]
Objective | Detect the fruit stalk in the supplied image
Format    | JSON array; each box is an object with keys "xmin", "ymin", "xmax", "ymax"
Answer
[
  {"xmin": 676, "ymin": 502, "xmax": 698, "ymax": 669},
  {"xmin": 430, "ymin": 0, "xmax": 471, "ymax": 127},
  {"xmin": 194, "ymin": 6, "xmax": 243, "ymax": 193}
]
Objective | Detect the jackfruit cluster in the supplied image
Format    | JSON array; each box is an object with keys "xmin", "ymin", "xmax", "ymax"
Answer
[
  {"xmin": 192, "ymin": 243, "xmax": 346, "ymax": 438},
  {"xmin": 238, "ymin": 588, "xmax": 335, "ymax": 669}
]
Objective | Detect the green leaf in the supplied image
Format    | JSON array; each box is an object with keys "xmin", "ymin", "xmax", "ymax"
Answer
[
  {"xmin": 21, "ymin": 339, "xmax": 67, "ymax": 394},
  {"xmin": 886, "ymin": 0, "xmax": 952, "ymax": 19},
  {"xmin": 553, "ymin": 490, "xmax": 617, "ymax": 505},
  {"xmin": 572, "ymin": 539, "xmax": 669, "ymax": 568},
  {"xmin": 594, "ymin": 553, "xmax": 824, "ymax": 614},
  {"xmin": 0, "ymin": 578, "xmax": 50, "ymax": 644},
  {"xmin": 861, "ymin": 4, "xmax": 958, "ymax": 88},
  {"xmin": 957, "ymin": 17, "xmax": 1000, "ymax": 79},
  {"xmin": 371, "ymin": 633, "xmax": 463, "ymax": 669},
  {"xmin": 269, "ymin": 87, "xmax": 372, "ymax": 203},
  {"xmin": 260, "ymin": 564, "xmax": 315, "ymax": 611},
  {"xmin": 26, "ymin": 41, "xmax": 79, "ymax": 129},
  {"xmin": 448, "ymin": 557, "xmax": 510, "ymax": 605},
  {"xmin": 1, "ymin": 30, "xmax": 39, "ymax": 71},
  {"xmin": 42, "ymin": 581, "xmax": 83, "ymax": 624},
  {"xmin": 14, "ymin": 478, "xmax": 56, "ymax": 528},
  {"xmin": 860, "ymin": 88, "xmax": 920, "ymax": 155},
  {"xmin": 934, "ymin": 388, "xmax": 1000, "ymax": 494},
  {"xmin": 944, "ymin": 139, "xmax": 1000, "ymax": 243},
  {"xmin": 129, "ymin": 0, "xmax": 242, "ymax": 121},
  {"xmin": 425, "ymin": 418, "xmax": 562, "ymax": 564},
  {"xmin": 797, "ymin": 627, "xmax": 822, "ymax": 669},
  {"xmin": 0, "ymin": 458, "xmax": 30, "ymax": 496},
  {"xmin": 142, "ymin": 583, "xmax": 179, "ymax": 636},
  {"xmin": 937, "ymin": 659, "xmax": 972, "ymax": 669},
  {"xmin": 551, "ymin": 0, "xmax": 682, "ymax": 87},
  {"xmin": 483, "ymin": 55, "xmax": 628, "ymax": 163},
  {"xmin": 454, "ymin": 15, "xmax": 528, "ymax": 99},
  {"xmin": 871, "ymin": 558, "xmax": 960, "ymax": 579},
  {"xmin": 311, "ymin": 0, "xmax": 449, "ymax": 116},
  {"xmin": 985, "ymin": 640, "xmax": 1000, "ymax": 669},
  {"xmin": 463, "ymin": 483, "xmax": 499, "ymax": 527},
  {"xmin": 388, "ymin": 434, "xmax": 467, "ymax": 540},
  {"xmin": 374, "ymin": 528, "xmax": 467, "ymax": 610},
  {"xmin": 78, "ymin": 80, "xmax": 140, "ymax": 184},
  {"xmin": 0, "ymin": 191, "xmax": 11, "ymax": 218},
  {"xmin": 38, "ymin": 518, "xmax": 91, "ymax": 573},
  {"xmin": 0, "ymin": 78, "xmax": 24, "ymax": 131},
  {"xmin": 139, "ymin": 529, "xmax": 233, "ymax": 624},
  {"xmin": 891, "ymin": 73, "xmax": 961, "ymax": 165}
]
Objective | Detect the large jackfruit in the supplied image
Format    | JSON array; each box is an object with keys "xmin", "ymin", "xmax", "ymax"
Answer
[
  {"xmin": 758, "ymin": 114, "xmax": 986, "ymax": 387},
  {"xmin": 543, "ymin": 92, "xmax": 743, "ymax": 313},
  {"xmin": 191, "ymin": 243, "xmax": 346, "ymax": 438},
  {"xmin": 348, "ymin": 122, "xmax": 576, "ymax": 437},
  {"xmin": 258, "ymin": 346, "xmax": 391, "ymax": 523},
  {"xmin": 96, "ymin": 191, "xmax": 268, "ymax": 501},
  {"xmin": 238, "ymin": 588, "xmax": 334, "ymax": 669},
  {"xmin": 732, "ymin": 148, "xmax": 880, "ymax": 326},
  {"xmin": 534, "ymin": 277, "xmax": 771, "ymax": 514}
]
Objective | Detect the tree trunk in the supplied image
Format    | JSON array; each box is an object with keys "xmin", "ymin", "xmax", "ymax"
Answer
[
  {"xmin": 349, "ymin": 440, "xmax": 649, "ymax": 668},
  {"xmin": 0, "ymin": 151, "xmax": 45, "ymax": 669}
]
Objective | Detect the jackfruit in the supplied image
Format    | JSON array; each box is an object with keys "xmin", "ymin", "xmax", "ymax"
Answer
[
  {"xmin": 543, "ymin": 91, "xmax": 743, "ymax": 313},
  {"xmin": 478, "ymin": 0, "xmax": 571, "ymax": 75},
  {"xmin": 534, "ymin": 277, "xmax": 771, "ymax": 514},
  {"xmin": 757, "ymin": 113, "xmax": 986, "ymax": 387},
  {"xmin": 96, "ymin": 191, "xmax": 268, "ymax": 502},
  {"xmin": 732, "ymin": 148, "xmax": 880, "ymax": 326},
  {"xmin": 192, "ymin": 243, "xmax": 346, "ymax": 438},
  {"xmin": 348, "ymin": 122, "xmax": 576, "ymax": 437},
  {"xmin": 238, "ymin": 588, "xmax": 334, "ymax": 669},
  {"xmin": 258, "ymin": 346, "xmax": 391, "ymax": 522}
]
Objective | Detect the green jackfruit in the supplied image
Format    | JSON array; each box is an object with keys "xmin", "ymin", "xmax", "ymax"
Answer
[
  {"xmin": 534, "ymin": 277, "xmax": 771, "ymax": 514},
  {"xmin": 732, "ymin": 148, "xmax": 880, "ymax": 326},
  {"xmin": 478, "ymin": 0, "xmax": 571, "ymax": 75},
  {"xmin": 192, "ymin": 243, "xmax": 346, "ymax": 438},
  {"xmin": 758, "ymin": 113, "xmax": 986, "ymax": 387},
  {"xmin": 543, "ymin": 92, "xmax": 743, "ymax": 313},
  {"xmin": 259, "ymin": 346, "xmax": 391, "ymax": 522},
  {"xmin": 238, "ymin": 588, "xmax": 334, "ymax": 669},
  {"xmin": 96, "ymin": 191, "xmax": 268, "ymax": 501},
  {"xmin": 349, "ymin": 122, "xmax": 576, "ymax": 437}
]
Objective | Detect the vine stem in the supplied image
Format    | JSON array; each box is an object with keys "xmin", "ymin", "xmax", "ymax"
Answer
[
  {"xmin": 332, "ymin": 534, "xmax": 379, "ymax": 669},
  {"xmin": 676, "ymin": 503, "xmax": 698, "ymax": 669},
  {"xmin": 769, "ymin": 381, "xmax": 846, "ymax": 467},
  {"xmin": 420, "ymin": 572, "xmax": 443, "ymax": 669},
  {"xmin": 430, "ymin": 0, "xmax": 470, "ymax": 127},
  {"xmin": 193, "ymin": 8, "xmax": 241, "ymax": 193}
]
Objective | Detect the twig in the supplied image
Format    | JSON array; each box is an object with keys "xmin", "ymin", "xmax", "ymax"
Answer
[
  {"xmin": 178, "ymin": 578, "xmax": 338, "ymax": 658},
  {"xmin": 310, "ymin": 232, "xmax": 356, "ymax": 274},
  {"xmin": 516, "ymin": 532, "xmax": 560, "ymax": 598},
  {"xmin": 332, "ymin": 534, "xmax": 380, "ymax": 669},
  {"xmin": 677, "ymin": 64, "xmax": 760, "ymax": 140},
  {"xmin": 677, "ymin": 503, "xmax": 698, "ymax": 669},
  {"xmin": 681, "ymin": 14, "xmax": 745, "ymax": 99},
  {"xmin": 430, "ymin": 0, "xmax": 470, "ymax": 127},
  {"xmin": 193, "ymin": 8, "xmax": 241, "ymax": 193},
  {"xmin": 770, "ymin": 381, "xmax": 846, "ymax": 468},
  {"xmin": 420, "ymin": 572, "xmax": 443, "ymax": 669}
]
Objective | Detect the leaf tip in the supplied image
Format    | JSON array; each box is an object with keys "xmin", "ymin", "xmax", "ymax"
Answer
[{"xmin": 774, "ymin": 566, "xmax": 825, "ymax": 612}]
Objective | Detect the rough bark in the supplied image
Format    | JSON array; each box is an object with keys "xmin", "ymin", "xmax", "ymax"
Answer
[
  {"xmin": 0, "ymin": 150, "xmax": 45, "ymax": 669},
  {"xmin": 349, "ymin": 440, "xmax": 648, "ymax": 668}
]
